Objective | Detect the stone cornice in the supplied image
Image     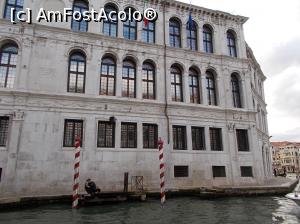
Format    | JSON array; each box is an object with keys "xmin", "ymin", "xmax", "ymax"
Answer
[
  {"xmin": 0, "ymin": 89, "xmax": 256, "ymax": 116},
  {"xmin": 154, "ymin": 0, "xmax": 249, "ymax": 24},
  {"xmin": 246, "ymin": 43, "xmax": 266, "ymax": 81}
]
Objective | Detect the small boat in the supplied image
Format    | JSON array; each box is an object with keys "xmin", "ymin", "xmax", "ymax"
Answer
[{"xmin": 286, "ymin": 192, "xmax": 300, "ymax": 206}]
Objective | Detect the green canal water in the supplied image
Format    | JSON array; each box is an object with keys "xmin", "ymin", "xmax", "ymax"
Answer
[{"xmin": 0, "ymin": 197, "xmax": 300, "ymax": 224}]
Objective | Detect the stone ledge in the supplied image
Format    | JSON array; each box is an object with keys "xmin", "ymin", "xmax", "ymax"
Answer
[{"xmin": 0, "ymin": 179, "xmax": 297, "ymax": 210}]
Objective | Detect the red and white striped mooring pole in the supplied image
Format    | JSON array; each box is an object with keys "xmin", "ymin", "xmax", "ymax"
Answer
[
  {"xmin": 158, "ymin": 138, "xmax": 166, "ymax": 206},
  {"xmin": 72, "ymin": 137, "xmax": 81, "ymax": 209}
]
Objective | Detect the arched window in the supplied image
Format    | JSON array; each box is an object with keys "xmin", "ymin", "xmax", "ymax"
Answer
[
  {"xmin": 206, "ymin": 71, "xmax": 217, "ymax": 106},
  {"xmin": 142, "ymin": 21, "xmax": 155, "ymax": 43},
  {"xmin": 231, "ymin": 73, "xmax": 242, "ymax": 108},
  {"xmin": 122, "ymin": 59, "xmax": 136, "ymax": 98},
  {"xmin": 186, "ymin": 20, "xmax": 197, "ymax": 50},
  {"xmin": 100, "ymin": 56, "xmax": 116, "ymax": 96},
  {"xmin": 142, "ymin": 62, "xmax": 155, "ymax": 99},
  {"xmin": 0, "ymin": 43, "xmax": 18, "ymax": 88},
  {"xmin": 227, "ymin": 31, "xmax": 237, "ymax": 57},
  {"xmin": 171, "ymin": 65, "xmax": 183, "ymax": 102},
  {"xmin": 123, "ymin": 8, "xmax": 137, "ymax": 40},
  {"xmin": 68, "ymin": 51, "xmax": 86, "ymax": 93},
  {"xmin": 169, "ymin": 18, "xmax": 181, "ymax": 48},
  {"xmin": 203, "ymin": 25, "xmax": 213, "ymax": 53},
  {"xmin": 71, "ymin": 0, "xmax": 89, "ymax": 32},
  {"xmin": 189, "ymin": 68, "xmax": 200, "ymax": 104},
  {"xmin": 103, "ymin": 4, "xmax": 118, "ymax": 37}
]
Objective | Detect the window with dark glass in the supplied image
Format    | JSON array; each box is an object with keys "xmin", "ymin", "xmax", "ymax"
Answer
[
  {"xmin": 103, "ymin": 4, "xmax": 118, "ymax": 37},
  {"xmin": 97, "ymin": 121, "xmax": 115, "ymax": 148},
  {"xmin": 173, "ymin": 126, "xmax": 186, "ymax": 150},
  {"xmin": 142, "ymin": 21, "xmax": 155, "ymax": 43},
  {"xmin": 143, "ymin": 124, "xmax": 158, "ymax": 149},
  {"xmin": 212, "ymin": 166, "xmax": 226, "ymax": 178},
  {"xmin": 121, "ymin": 123, "xmax": 137, "ymax": 148},
  {"xmin": 122, "ymin": 59, "xmax": 136, "ymax": 98},
  {"xmin": 206, "ymin": 71, "xmax": 217, "ymax": 106},
  {"xmin": 174, "ymin": 166, "xmax": 189, "ymax": 177},
  {"xmin": 123, "ymin": 8, "xmax": 137, "ymax": 40},
  {"xmin": 171, "ymin": 66, "xmax": 183, "ymax": 102},
  {"xmin": 236, "ymin": 129, "xmax": 249, "ymax": 152},
  {"xmin": 63, "ymin": 119, "xmax": 83, "ymax": 147},
  {"xmin": 68, "ymin": 52, "xmax": 86, "ymax": 93},
  {"xmin": 186, "ymin": 20, "xmax": 197, "ymax": 50},
  {"xmin": 169, "ymin": 18, "xmax": 181, "ymax": 48},
  {"xmin": 0, "ymin": 117, "xmax": 9, "ymax": 147},
  {"xmin": 189, "ymin": 68, "xmax": 200, "ymax": 104},
  {"xmin": 142, "ymin": 62, "xmax": 155, "ymax": 99},
  {"xmin": 203, "ymin": 25, "xmax": 213, "ymax": 53},
  {"xmin": 241, "ymin": 166, "xmax": 253, "ymax": 177},
  {"xmin": 4, "ymin": 0, "xmax": 24, "ymax": 20},
  {"xmin": 210, "ymin": 128, "xmax": 223, "ymax": 151},
  {"xmin": 71, "ymin": 0, "xmax": 89, "ymax": 32},
  {"xmin": 0, "ymin": 167, "xmax": 2, "ymax": 182},
  {"xmin": 0, "ymin": 43, "xmax": 18, "ymax": 88},
  {"xmin": 231, "ymin": 73, "xmax": 242, "ymax": 108},
  {"xmin": 192, "ymin": 127, "xmax": 205, "ymax": 151},
  {"xmin": 227, "ymin": 31, "xmax": 237, "ymax": 57},
  {"xmin": 100, "ymin": 57, "xmax": 116, "ymax": 96}
]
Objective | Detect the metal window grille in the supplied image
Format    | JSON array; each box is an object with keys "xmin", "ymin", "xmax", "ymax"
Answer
[
  {"xmin": 241, "ymin": 166, "xmax": 253, "ymax": 177},
  {"xmin": 97, "ymin": 121, "xmax": 115, "ymax": 148},
  {"xmin": 121, "ymin": 123, "xmax": 137, "ymax": 148},
  {"xmin": 212, "ymin": 166, "xmax": 226, "ymax": 178},
  {"xmin": 192, "ymin": 127, "xmax": 205, "ymax": 150},
  {"xmin": 143, "ymin": 124, "xmax": 158, "ymax": 149},
  {"xmin": 174, "ymin": 166, "xmax": 189, "ymax": 177},
  {"xmin": 0, "ymin": 117, "xmax": 9, "ymax": 147},
  {"xmin": 63, "ymin": 119, "xmax": 83, "ymax": 147},
  {"xmin": 173, "ymin": 126, "xmax": 187, "ymax": 150},
  {"xmin": 236, "ymin": 129, "xmax": 249, "ymax": 152},
  {"xmin": 210, "ymin": 128, "xmax": 223, "ymax": 151}
]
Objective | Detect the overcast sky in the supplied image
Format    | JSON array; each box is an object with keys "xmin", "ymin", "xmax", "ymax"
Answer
[{"xmin": 180, "ymin": 0, "xmax": 300, "ymax": 142}]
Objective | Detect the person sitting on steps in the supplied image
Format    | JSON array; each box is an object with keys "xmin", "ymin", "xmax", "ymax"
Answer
[{"xmin": 85, "ymin": 179, "xmax": 101, "ymax": 198}]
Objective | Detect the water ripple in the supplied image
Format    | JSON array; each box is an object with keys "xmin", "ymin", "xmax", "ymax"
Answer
[{"xmin": 0, "ymin": 197, "xmax": 300, "ymax": 224}]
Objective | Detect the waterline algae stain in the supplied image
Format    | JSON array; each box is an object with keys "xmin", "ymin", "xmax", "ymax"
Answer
[{"xmin": 0, "ymin": 197, "xmax": 300, "ymax": 224}]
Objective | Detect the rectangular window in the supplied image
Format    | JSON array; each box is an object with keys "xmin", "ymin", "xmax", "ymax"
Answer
[
  {"xmin": 210, "ymin": 128, "xmax": 223, "ymax": 151},
  {"xmin": 241, "ymin": 166, "xmax": 253, "ymax": 177},
  {"xmin": 236, "ymin": 129, "xmax": 249, "ymax": 152},
  {"xmin": 0, "ymin": 117, "xmax": 9, "ymax": 147},
  {"xmin": 173, "ymin": 126, "xmax": 187, "ymax": 150},
  {"xmin": 121, "ymin": 123, "xmax": 137, "ymax": 148},
  {"xmin": 174, "ymin": 166, "xmax": 189, "ymax": 177},
  {"xmin": 212, "ymin": 166, "xmax": 226, "ymax": 178},
  {"xmin": 143, "ymin": 124, "xmax": 158, "ymax": 149},
  {"xmin": 0, "ymin": 167, "xmax": 2, "ymax": 182},
  {"xmin": 63, "ymin": 119, "xmax": 83, "ymax": 147},
  {"xmin": 192, "ymin": 127, "xmax": 205, "ymax": 151},
  {"xmin": 4, "ymin": 0, "xmax": 24, "ymax": 20},
  {"xmin": 97, "ymin": 121, "xmax": 115, "ymax": 148}
]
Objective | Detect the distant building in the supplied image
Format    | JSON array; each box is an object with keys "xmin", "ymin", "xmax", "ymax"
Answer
[
  {"xmin": 271, "ymin": 142, "xmax": 300, "ymax": 173},
  {"xmin": 0, "ymin": 0, "xmax": 271, "ymax": 197}
]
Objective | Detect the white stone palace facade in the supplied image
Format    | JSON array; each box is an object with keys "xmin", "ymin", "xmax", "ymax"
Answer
[{"xmin": 0, "ymin": 0, "xmax": 272, "ymax": 197}]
